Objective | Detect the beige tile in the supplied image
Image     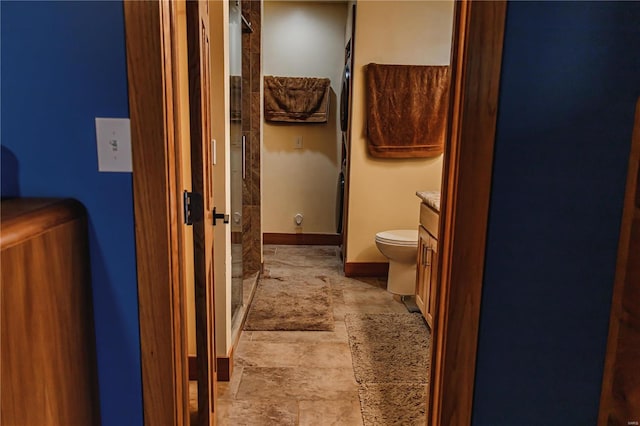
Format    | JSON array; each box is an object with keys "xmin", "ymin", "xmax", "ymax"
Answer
[
  {"xmin": 250, "ymin": 321, "xmax": 348, "ymax": 343},
  {"xmin": 274, "ymin": 245, "xmax": 338, "ymax": 257},
  {"xmin": 267, "ymin": 257, "xmax": 308, "ymax": 268},
  {"xmin": 264, "ymin": 266, "xmax": 338, "ymax": 279},
  {"xmin": 342, "ymin": 288, "xmax": 404, "ymax": 309},
  {"xmin": 332, "ymin": 288, "xmax": 345, "ymax": 304},
  {"xmin": 334, "ymin": 302, "xmax": 405, "ymax": 321},
  {"xmin": 240, "ymin": 330, "xmax": 253, "ymax": 341},
  {"xmin": 298, "ymin": 398, "xmax": 363, "ymax": 426},
  {"xmin": 263, "ymin": 246, "xmax": 277, "ymax": 256},
  {"xmin": 235, "ymin": 341, "xmax": 353, "ymax": 369},
  {"xmin": 236, "ymin": 367, "xmax": 358, "ymax": 400},
  {"xmin": 329, "ymin": 275, "xmax": 386, "ymax": 291},
  {"xmin": 216, "ymin": 399, "xmax": 298, "ymax": 426},
  {"xmin": 303, "ymin": 256, "xmax": 342, "ymax": 269},
  {"xmin": 217, "ymin": 365, "xmax": 245, "ymax": 400},
  {"xmin": 224, "ymin": 245, "xmax": 427, "ymax": 424},
  {"xmin": 333, "ymin": 304, "xmax": 348, "ymax": 322}
]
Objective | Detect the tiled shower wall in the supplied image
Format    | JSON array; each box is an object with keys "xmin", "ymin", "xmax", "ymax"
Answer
[{"xmin": 241, "ymin": 0, "xmax": 261, "ymax": 275}]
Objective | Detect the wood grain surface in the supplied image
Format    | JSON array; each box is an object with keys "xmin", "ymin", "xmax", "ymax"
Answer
[
  {"xmin": 187, "ymin": 0, "xmax": 217, "ymax": 424},
  {"xmin": 430, "ymin": 2, "xmax": 507, "ymax": 425},
  {"xmin": 1, "ymin": 198, "xmax": 100, "ymax": 425},
  {"xmin": 124, "ymin": 1, "xmax": 190, "ymax": 424}
]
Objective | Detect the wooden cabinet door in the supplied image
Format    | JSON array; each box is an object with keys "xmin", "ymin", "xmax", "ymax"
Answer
[
  {"xmin": 428, "ymin": 234, "xmax": 439, "ymax": 324},
  {"xmin": 417, "ymin": 225, "xmax": 439, "ymax": 329},
  {"xmin": 416, "ymin": 225, "xmax": 430, "ymax": 318}
]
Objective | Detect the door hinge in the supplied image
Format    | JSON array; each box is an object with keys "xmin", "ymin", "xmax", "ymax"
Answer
[
  {"xmin": 183, "ymin": 190, "xmax": 203, "ymax": 225},
  {"xmin": 213, "ymin": 207, "xmax": 229, "ymax": 226}
]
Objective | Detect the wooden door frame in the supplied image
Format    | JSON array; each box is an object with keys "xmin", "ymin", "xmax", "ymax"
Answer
[
  {"xmin": 124, "ymin": 2, "xmax": 190, "ymax": 425},
  {"xmin": 598, "ymin": 99, "xmax": 640, "ymax": 424},
  {"xmin": 124, "ymin": 0, "xmax": 507, "ymax": 424},
  {"xmin": 429, "ymin": 2, "xmax": 507, "ymax": 425}
]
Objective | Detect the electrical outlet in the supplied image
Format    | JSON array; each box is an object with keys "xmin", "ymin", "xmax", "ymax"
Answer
[{"xmin": 295, "ymin": 136, "xmax": 303, "ymax": 149}]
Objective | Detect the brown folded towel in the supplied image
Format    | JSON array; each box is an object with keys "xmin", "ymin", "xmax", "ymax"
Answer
[
  {"xmin": 366, "ymin": 64, "xmax": 450, "ymax": 158},
  {"xmin": 264, "ymin": 76, "xmax": 331, "ymax": 123}
]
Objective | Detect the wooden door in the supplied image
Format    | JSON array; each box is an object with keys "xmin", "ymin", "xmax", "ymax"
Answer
[
  {"xmin": 599, "ymin": 98, "xmax": 640, "ymax": 425},
  {"xmin": 187, "ymin": 1, "xmax": 217, "ymax": 425},
  {"xmin": 125, "ymin": 2, "xmax": 193, "ymax": 424}
]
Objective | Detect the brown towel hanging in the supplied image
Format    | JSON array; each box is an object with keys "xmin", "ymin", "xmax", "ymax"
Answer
[
  {"xmin": 366, "ymin": 64, "xmax": 450, "ymax": 158},
  {"xmin": 264, "ymin": 76, "xmax": 331, "ymax": 123}
]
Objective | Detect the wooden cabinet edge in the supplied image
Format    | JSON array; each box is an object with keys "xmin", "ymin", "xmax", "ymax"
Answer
[{"xmin": 1, "ymin": 198, "xmax": 87, "ymax": 250}]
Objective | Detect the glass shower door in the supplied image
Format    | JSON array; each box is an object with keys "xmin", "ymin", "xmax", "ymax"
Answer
[{"xmin": 229, "ymin": 0, "xmax": 243, "ymax": 320}]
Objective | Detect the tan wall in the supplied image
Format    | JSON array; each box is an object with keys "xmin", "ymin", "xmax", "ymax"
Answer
[
  {"xmin": 346, "ymin": 0, "xmax": 454, "ymax": 263},
  {"xmin": 262, "ymin": 1, "xmax": 348, "ymax": 234},
  {"xmin": 210, "ymin": 0, "xmax": 233, "ymax": 357}
]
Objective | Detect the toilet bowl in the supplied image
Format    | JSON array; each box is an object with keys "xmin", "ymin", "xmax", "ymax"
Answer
[{"xmin": 375, "ymin": 229, "xmax": 419, "ymax": 295}]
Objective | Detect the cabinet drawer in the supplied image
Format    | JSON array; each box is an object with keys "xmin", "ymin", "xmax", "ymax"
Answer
[{"xmin": 420, "ymin": 203, "xmax": 439, "ymax": 238}]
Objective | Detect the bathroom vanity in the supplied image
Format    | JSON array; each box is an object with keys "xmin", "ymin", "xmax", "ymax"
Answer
[{"xmin": 415, "ymin": 191, "xmax": 440, "ymax": 328}]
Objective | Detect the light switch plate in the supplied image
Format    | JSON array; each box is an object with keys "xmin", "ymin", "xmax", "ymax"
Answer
[{"xmin": 95, "ymin": 117, "xmax": 132, "ymax": 172}]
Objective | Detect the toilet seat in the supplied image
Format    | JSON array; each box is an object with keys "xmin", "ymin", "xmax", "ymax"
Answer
[{"xmin": 375, "ymin": 229, "xmax": 418, "ymax": 247}]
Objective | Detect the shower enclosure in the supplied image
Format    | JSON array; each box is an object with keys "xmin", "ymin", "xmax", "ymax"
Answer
[{"xmin": 229, "ymin": 0, "xmax": 243, "ymax": 320}]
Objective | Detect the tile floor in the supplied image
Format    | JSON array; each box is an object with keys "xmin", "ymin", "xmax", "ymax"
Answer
[{"xmin": 215, "ymin": 245, "xmax": 408, "ymax": 425}]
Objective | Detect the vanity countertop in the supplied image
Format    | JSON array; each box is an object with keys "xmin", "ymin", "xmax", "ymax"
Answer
[{"xmin": 416, "ymin": 191, "xmax": 441, "ymax": 213}]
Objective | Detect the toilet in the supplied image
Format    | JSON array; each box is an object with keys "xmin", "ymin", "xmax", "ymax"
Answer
[{"xmin": 375, "ymin": 229, "xmax": 419, "ymax": 295}]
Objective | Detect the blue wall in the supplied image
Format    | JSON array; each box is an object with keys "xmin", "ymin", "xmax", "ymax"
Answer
[
  {"xmin": 1, "ymin": 2, "xmax": 142, "ymax": 425},
  {"xmin": 474, "ymin": 2, "xmax": 640, "ymax": 425}
]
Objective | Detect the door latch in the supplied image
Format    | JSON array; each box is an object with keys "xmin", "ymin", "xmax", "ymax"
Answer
[
  {"xmin": 213, "ymin": 207, "xmax": 229, "ymax": 226},
  {"xmin": 183, "ymin": 191, "xmax": 203, "ymax": 225}
]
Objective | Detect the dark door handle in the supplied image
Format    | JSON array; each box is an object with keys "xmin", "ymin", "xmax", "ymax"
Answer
[{"xmin": 213, "ymin": 207, "xmax": 229, "ymax": 226}]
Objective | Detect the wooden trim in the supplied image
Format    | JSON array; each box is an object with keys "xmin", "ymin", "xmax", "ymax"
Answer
[
  {"xmin": 344, "ymin": 262, "xmax": 389, "ymax": 277},
  {"xmin": 598, "ymin": 98, "xmax": 640, "ymax": 424},
  {"xmin": 263, "ymin": 233, "xmax": 341, "ymax": 246},
  {"xmin": 216, "ymin": 355, "xmax": 234, "ymax": 383},
  {"xmin": 189, "ymin": 355, "xmax": 234, "ymax": 383},
  {"xmin": 124, "ymin": 2, "xmax": 189, "ymax": 425},
  {"xmin": 189, "ymin": 354, "xmax": 234, "ymax": 384},
  {"xmin": 430, "ymin": 2, "xmax": 507, "ymax": 425},
  {"xmin": 188, "ymin": 356, "xmax": 198, "ymax": 382},
  {"xmin": 341, "ymin": 3, "xmax": 357, "ymax": 267}
]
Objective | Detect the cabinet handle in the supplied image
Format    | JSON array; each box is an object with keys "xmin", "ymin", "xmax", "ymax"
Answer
[{"xmin": 426, "ymin": 246, "xmax": 431, "ymax": 267}]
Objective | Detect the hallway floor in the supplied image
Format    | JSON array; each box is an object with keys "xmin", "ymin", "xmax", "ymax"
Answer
[{"xmin": 216, "ymin": 244, "xmax": 408, "ymax": 425}]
